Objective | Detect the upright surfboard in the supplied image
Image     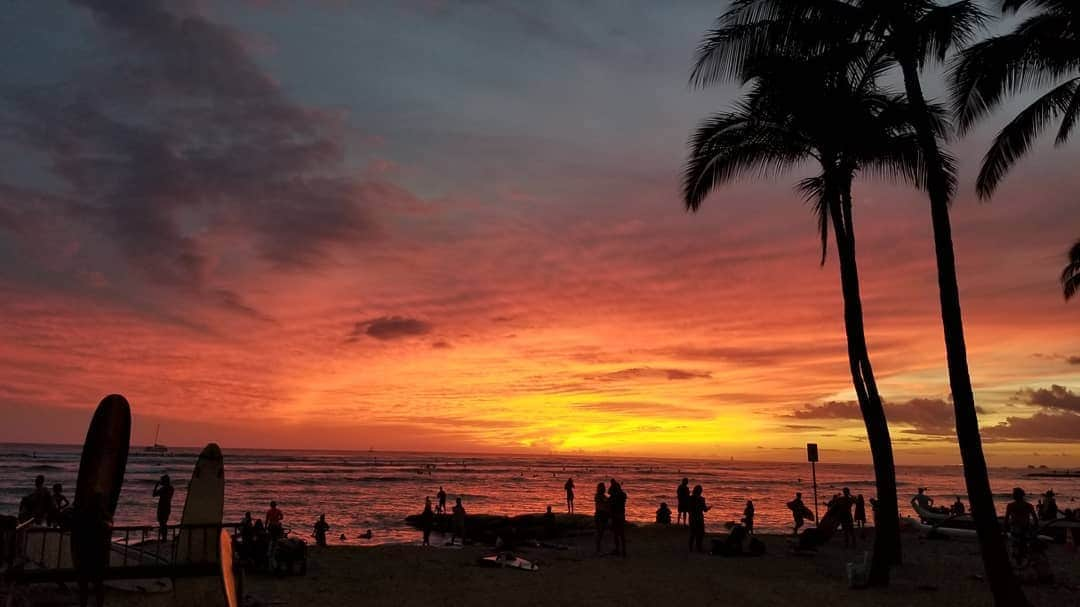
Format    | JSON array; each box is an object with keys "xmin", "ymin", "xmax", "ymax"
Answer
[
  {"xmin": 220, "ymin": 529, "xmax": 239, "ymax": 607},
  {"xmin": 73, "ymin": 394, "xmax": 131, "ymax": 519},
  {"xmin": 174, "ymin": 443, "xmax": 226, "ymax": 607}
]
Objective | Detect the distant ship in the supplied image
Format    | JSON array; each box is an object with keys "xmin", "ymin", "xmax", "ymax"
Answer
[{"xmin": 143, "ymin": 424, "xmax": 169, "ymax": 456}]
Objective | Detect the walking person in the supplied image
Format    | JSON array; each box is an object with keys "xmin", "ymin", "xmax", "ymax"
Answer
[
  {"xmin": 608, "ymin": 479, "xmax": 627, "ymax": 557},
  {"xmin": 152, "ymin": 474, "xmax": 174, "ymax": 541},
  {"xmin": 676, "ymin": 478, "xmax": 690, "ymax": 525},
  {"xmin": 564, "ymin": 477, "xmax": 575, "ymax": 513},
  {"xmin": 688, "ymin": 485, "xmax": 710, "ymax": 552},
  {"xmin": 787, "ymin": 492, "xmax": 808, "ymax": 536},
  {"xmin": 593, "ymin": 482, "xmax": 609, "ymax": 554}
]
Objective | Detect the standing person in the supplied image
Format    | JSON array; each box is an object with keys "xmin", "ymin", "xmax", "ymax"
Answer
[
  {"xmin": 1004, "ymin": 487, "xmax": 1038, "ymax": 562},
  {"xmin": 608, "ymin": 479, "xmax": 627, "ymax": 557},
  {"xmin": 743, "ymin": 499, "xmax": 755, "ymax": 535},
  {"xmin": 451, "ymin": 497, "xmax": 467, "ymax": 546},
  {"xmin": 420, "ymin": 497, "xmax": 435, "ymax": 546},
  {"xmin": 854, "ymin": 494, "xmax": 867, "ymax": 531},
  {"xmin": 837, "ymin": 488, "xmax": 856, "ymax": 548},
  {"xmin": 50, "ymin": 483, "xmax": 70, "ymax": 527},
  {"xmin": 913, "ymin": 487, "xmax": 934, "ymax": 511},
  {"xmin": 787, "ymin": 492, "xmax": 807, "ymax": 536},
  {"xmin": 152, "ymin": 474, "xmax": 174, "ymax": 540},
  {"xmin": 29, "ymin": 475, "xmax": 53, "ymax": 525},
  {"xmin": 266, "ymin": 500, "xmax": 284, "ymax": 541},
  {"xmin": 687, "ymin": 485, "xmax": 710, "ymax": 552},
  {"xmin": 313, "ymin": 514, "xmax": 330, "ymax": 547},
  {"xmin": 1042, "ymin": 490, "xmax": 1059, "ymax": 521},
  {"xmin": 676, "ymin": 478, "xmax": 691, "ymax": 525},
  {"xmin": 564, "ymin": 477, "xmax": 576, "ymax": 513},
  {"xmin": 436, "ymin": 486, "xmax": 447, "ymax": 515},
  {"xmin": 593, "ymin": 482, "xmax": 609, "ymax": 554}
]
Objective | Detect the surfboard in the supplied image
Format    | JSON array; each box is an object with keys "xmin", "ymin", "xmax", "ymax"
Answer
[
  {"xmin": 175, "ymin": 443, "xmax": 225, "ymax": 564},
  {"xmin": 73, "ymin": 395, "xmax": 131, "ymax": 519},
  {"xmin": 220, "ymin": 529, "xmax": 239, "ymax": 607},
  {"xmin": 173, "ymin": 443, "xmax": 226, "ymax": 607},
  {"xmin": 478, "ymin": 553, "xmax": 539, "ymax": 571}
]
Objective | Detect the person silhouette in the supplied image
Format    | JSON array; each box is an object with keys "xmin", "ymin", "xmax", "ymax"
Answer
[
  {"xmin": 420, "ymin": 497, "xmax": 435, "ymax": 546},
  {"xmin": 313, "ymin": 514, "xmax": 330, "ymax": 547},
  {"xmin": 688, "ymin": 486, "xmax": 710, "ymax": 552},
  {"xmin": 564, "ymin": 477, "xmax": 576, "ymax": 513},
  {"xmin": 787, "ymin": 492, "xmax": 807, "ymax": 536},
  {"xmin": 677, "ymin": 478, "xmax": 690, "ymax": 525},
  {"xmin": 451, "ymin": 497, "xmax": 467, "ymax": 545},
  {"xmin": 437, "ymin": 486, "xmax": 447, "ymax": 515},
  {"xmin": 743, "ymin": 499, "xmax": 755, "ymax": 535},
  {"xmin": 608, "ymin": 479, "xmax": 627, "ymax": 557},
  {"xmin": 594, "ymin": 482, "xmax": 609, "ymax": 554},
  {"xmin": 152, "ymin": 474, "xmax": 174, "ymax": 540}
]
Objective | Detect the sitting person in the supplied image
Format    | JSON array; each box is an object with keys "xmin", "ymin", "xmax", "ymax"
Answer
[
  {"xmin": 951, "ymin": 496, "xmax": 966, "ymax": 516},
  {"xmin": 655, "ymin": 502, "xmax": 672, "ymax": 525}
]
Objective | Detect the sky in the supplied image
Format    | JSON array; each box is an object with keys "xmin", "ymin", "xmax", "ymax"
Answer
[{"xmin": 1, "ymin": 0, "xmax": 1079, "ymax": 465}]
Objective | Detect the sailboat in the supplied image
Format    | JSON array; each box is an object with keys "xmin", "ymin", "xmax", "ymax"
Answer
[{"xmin": 143, "ymin": 424, "xmax": 169, "ymax": 455}]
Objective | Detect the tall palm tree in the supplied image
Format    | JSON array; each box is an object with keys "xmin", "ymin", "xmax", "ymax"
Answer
[
  {"xmin": 950, "ymin": 0, "xmax": 1080, "ymax": 301},
  {"xmin": 691, "ymin": 2, "xmax": 1028, "ymax": 604},
  {"xmin": 684, "ymin": 47, "xmax": 935, "ymax": 585}
]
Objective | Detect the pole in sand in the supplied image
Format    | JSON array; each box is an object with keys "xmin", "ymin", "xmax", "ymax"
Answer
[{"xmin": 807, "ymin": 443, "xmax": 819, "ymax": 525}]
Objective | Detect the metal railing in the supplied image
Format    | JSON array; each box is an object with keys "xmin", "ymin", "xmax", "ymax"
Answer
[{"xmin": 2, "ymin": 521, "xmax": 242, "ymax": 585}]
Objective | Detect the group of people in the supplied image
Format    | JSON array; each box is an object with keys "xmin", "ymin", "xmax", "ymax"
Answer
[
  {"xmin": 17, "ymin": 474, "xmax": 69, "ymax": 527},
  {"xmin": 418, "ymin": 491, "xmax": 467, "ymax": 546},
  {"xmin": 592, "ymin": 479, "xmax": 628, "ymax": 556}
]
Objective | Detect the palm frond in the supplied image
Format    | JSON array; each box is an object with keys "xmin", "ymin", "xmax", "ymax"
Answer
[
  {"xmin": 1061, "ymin": 238, "xmax": 1080, "ymax": 300},
  {"xmin": 976, "ymin": 78, "xmax": 1080, "ymax": 198},
  {"xmin": 796, "ymin": 175, "xmax": 831, "ymax": 265},
  {"xmin": 1055, "ymin": 86, "xmax": 1080, "ymax": 145},
  {"xmin": 916, "ymin": 0, "xmax": 990, "ymax": 64}
]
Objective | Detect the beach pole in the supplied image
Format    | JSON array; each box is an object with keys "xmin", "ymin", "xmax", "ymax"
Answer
[{"xmin": 807, "ymin": 443, "xmax": 819, "ymax": 525}]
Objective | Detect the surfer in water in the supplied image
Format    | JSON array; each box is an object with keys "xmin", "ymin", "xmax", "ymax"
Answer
[
  {"xmin": 313, "ymin": 514, "xmax": 330, "ymax": 547},
  {"xmin": 152, "ymin": 474, "xmax": 174, "ymax": 540},
  {"xmin": 564, "ymin": 477, "xmax": 576, "ymax": 513},
  {"xmin": 266, "ymin": 500, "xmax": 285, "ymax": 541},
  {"xmin": 437, "ymin": 486, "xmax": 447, "ymax": 515}
]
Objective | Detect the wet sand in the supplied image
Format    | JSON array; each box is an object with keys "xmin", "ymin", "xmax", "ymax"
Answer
[{"xmin": 240, "ymin": 525, "xmax": 1079, "ymax": 607}]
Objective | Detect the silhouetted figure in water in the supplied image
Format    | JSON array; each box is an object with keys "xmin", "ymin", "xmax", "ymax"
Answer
[
  {"xmin": 787, "ymin": 492, "xmax": 807, "ymax": 535},
  {"xmin": 152, "ymin": 474, "xmax": 174, "ymax": 540},
  {"xmin": 437, "ymin": 486, "xmax": 447, "ymax": 515},
  {"xmin": 313, "ymin": 514, "xmax": 330, "ymax": 547},
  {"xmin": 594, "ymin": 482, "xmax": 609, "ymax": 554},
  {"xmin": 608, "ymin": 479, "xmax": 627, "ymax": 557},
  {"xmin": 743, "ymin": 499, "xmax": 755, "ymax": 535},
  {"xmin": 676, "ymin": 478, "xmax": 690, "ymax": 525},
  {"xmin": 420, "ymin": 497, "xmax": 435, "ymax": 546},
  {"xmin": 564, "ymin": 477, "xmax": 576, "ymax": 513},
  {"xmin": 451, "ymin": 497, "xmax": 467, "ymax": 545},
  {"xmin": 854, "ymin": 494, "xmax": 867, "ymax": 530},
  {"xmin": 687, "ymin": 485, "xmax": 710, "ymax": 552},
  {"xmin": 655, "ymin": 502, "xmax": 672, "ymax": 525},
  {"xmin": 72, "ymin": 491, "xmax": 110, "ymax": 607},
  {"xmin": 951, "ymin": 496, "xmax": 966, "ymax": 516},
  {"xmin": 266, "ymin": 500, "xmax": 284, "ymax": 542}
]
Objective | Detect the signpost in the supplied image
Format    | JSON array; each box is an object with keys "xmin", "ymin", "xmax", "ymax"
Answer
[{"xmin": 807, "ymin": 443, "xmax": 819, "ymax": 525}]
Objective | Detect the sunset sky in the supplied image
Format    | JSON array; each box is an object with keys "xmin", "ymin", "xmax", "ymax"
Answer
[{"xmin": 1, "ymin": 0, "xmax": 1079, "ymax": 465}]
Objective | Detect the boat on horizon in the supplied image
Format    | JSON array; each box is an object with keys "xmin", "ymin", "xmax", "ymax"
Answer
[{"xmin": 143, "ymin": 424, "xmax": 169, "ymax": 456}]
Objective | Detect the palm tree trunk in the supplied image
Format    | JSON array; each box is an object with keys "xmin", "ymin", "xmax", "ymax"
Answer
[
  {"xmin": 827, "ymin": 178, "xmax": 900, "ymax": 586},
  {"xmin": 898, "ymin": 59, "xmax": 1029, "ymax": 607}
]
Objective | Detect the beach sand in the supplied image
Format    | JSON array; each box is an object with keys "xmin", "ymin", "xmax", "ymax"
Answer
[{"xmin": 238, "ymin": 525, "xmax": 1077, "ymax": 606}]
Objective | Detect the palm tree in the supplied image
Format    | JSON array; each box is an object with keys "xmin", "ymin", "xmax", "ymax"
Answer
[
  {"xmin": 691, "ymin": 2, "xmax": 1028, "ymax": 604},
  {"xmin": 684, "ymin": 47, "xmax": 933, "ymax": 586},
  {"xmin": 1062, "ymin": 240, "xmax": 1080, "ymax": 300},
  {"xmin": 950, "ymin": 0, "xmax": 1079, "ymax": 302}
]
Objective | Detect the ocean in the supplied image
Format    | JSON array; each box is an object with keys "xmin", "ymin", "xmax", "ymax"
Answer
[{"xmin": 2, "ymin": 443, "xmax": 1077, "ymax": 545}]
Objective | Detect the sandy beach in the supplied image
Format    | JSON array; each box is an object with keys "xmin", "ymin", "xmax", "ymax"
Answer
[{"xmin": 235, "ymin": 525, "xmax": 1077, "ymax": 607}]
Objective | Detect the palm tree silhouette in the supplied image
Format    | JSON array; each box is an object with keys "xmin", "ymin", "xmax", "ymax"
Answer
[
  {"xmin": 950, "ymin": 0, "xmax": 1079, "ymax": 302},
  {"xmin": 691, "ymin": 2, "xmax": 1026, "ymax": 603},
  {"xmin": 1062, "ymin": 240, "xmax": 1080, "ymax": 300},
  {"xmin": 684, "ymin": 45, "xmax": 932, "ymax": 586}
]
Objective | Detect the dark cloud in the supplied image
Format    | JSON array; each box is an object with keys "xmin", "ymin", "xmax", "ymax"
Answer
[
  {"xmin": 588, "ymin": 367, "xmax": 711, "ymax": 382},
  {"xmin": 2, "ymin": 0, "xmax": 390, "ymax": 294},
  {"xmin": 1012, "ymin": 385, "xmax": 1080, "ymax": 412},
  {"xmin": 789, "ymin": 397, "xmax": 966, "ymax": 436},
  {"xmin": 1067, "ymin": 357, "xmax": 1080, "ymax": 365},
  {"xmin": 352, "ymin": 316, "xmax": 433, "ymax": 341},
  {"xmin": 780, "ymin": 424, "xmax": 827, "ymax": 431},
  {"xmin": 984, "ymin": 412, "xmax": 1080, "ymax": 443},
  {"xmin": 431, "ymin": 340, "xmax": 452, "ymax": 349}
]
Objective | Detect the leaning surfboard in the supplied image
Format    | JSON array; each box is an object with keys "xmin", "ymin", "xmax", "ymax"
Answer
[
  {"xmin": 174, "ymin": 443, "xmax": 226, "ymax": 607},
  {"xmin": 220, "ymin": 529, "xmax": 239, "ymax": 607}
]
